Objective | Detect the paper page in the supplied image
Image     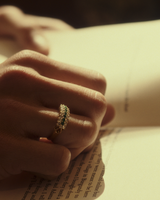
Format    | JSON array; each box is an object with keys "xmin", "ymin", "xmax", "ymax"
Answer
[
  {"xmin": 1, "ymin": 127, "xmax": 160, "ymax": 200},
  {"xmin": 99, "ymin": 127, "xmax": 160, "ymax": 200}
]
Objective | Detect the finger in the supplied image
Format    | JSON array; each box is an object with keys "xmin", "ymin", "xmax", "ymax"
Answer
[
  {"xmin": 26, "ymin": 15, "xmax": 74, "ymax": 30},
  {"xmin": 0, "ymin": 6, "xmax": 23, "ymax": 35},
  {"xmin": 0, "ymin": 6, "xmax": 49, "ymax": 55},
  {"xmin": 5, "ymin": 51, "xmax": 106, "ymax": 94},
  {"xmin": 2, "ymin": 136, "xmax": 71, "ymax": 177},
  {"xmin": 39, "ymin": 139, "xmax": 87, "ymax": 161}
]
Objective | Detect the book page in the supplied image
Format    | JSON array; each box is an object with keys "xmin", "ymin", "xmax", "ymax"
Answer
[
  {"xmin": 1, "ymin": 127, "xmax": 160, "ymax": 200},
  {"xmin": 99, "ymin": 127, "xmax": 160, "ymax": 200},
  {"xmin": 0, "ymin": 20, "xmax": 160, "ymax": 126}
]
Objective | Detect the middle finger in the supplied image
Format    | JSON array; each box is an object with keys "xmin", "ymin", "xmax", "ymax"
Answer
[{"xmin": 5, "ymin": 50, "xmax": 106, "ymax": 94}]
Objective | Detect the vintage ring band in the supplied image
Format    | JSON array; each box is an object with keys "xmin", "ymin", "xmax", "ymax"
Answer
[{"xmin": 48, "ymin": 104, "xmax": 70, "ymax": 141}]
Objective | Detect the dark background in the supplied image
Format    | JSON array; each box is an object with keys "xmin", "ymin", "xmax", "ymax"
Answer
[{"xmin": 0, "ymin": 0, "xmax": 160, "ymax": 28}]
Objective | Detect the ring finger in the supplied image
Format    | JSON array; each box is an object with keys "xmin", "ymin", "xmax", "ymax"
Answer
[{"xmin": 2, "ymin": 99, "xmax": 96, "ymax": 151}]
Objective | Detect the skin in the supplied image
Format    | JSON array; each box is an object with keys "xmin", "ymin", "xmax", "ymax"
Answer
[
  {"xmin": 0, "ymin": 5, "xmax": 73, "ymax": 55},
  {"xmin": 0, "ymin": 6, "xmax": 115, "ymax": 180}
]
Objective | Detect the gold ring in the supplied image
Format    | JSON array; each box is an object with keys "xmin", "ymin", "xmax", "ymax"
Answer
[{"xmin": 49, "ymin": 104, "xmax": 70, "ymax": 141}]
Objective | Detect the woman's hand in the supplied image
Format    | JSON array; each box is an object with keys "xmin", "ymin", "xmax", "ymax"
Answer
[
  {"xmin": 0, "ymin": 6, "xmax": 73, "ymax": 55},
  {"xmin": 0, "ymin": 50, "xmax": 114, "ymax": 180}
]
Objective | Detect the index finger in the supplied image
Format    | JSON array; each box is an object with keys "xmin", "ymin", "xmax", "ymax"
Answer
[{"xmin": 4, "ymin": 50, "xmax": 106, "ymax": 94}]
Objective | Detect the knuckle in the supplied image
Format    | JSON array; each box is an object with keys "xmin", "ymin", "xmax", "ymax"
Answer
[
  {"xmin": 0, "ymin": 66, "xmax": 28, "ymax": 85},
  {"xmin": 12, "ymin": 50, "xmax": 43, "ymax": 67},
  {"xmin": 2, "ymin": 50, "xmax": 37, "ymax": 67},
  {"xmin": 93, "ymin": 72, "xmax": 107, "ymax": 94},
  {"xmin": 0, "ymin": 65, "xmax": 37, "ymax": 95},
  {"xmin": 80, "ymin": 119, "xmax": 97, "ymax": 146},
  {"xmin": 15, "ymin": 50, "xmax": 37, "ymax": 63},
  {"xmin": 92, "ymin": 91, "xmax": 107, "ymax": 114}
]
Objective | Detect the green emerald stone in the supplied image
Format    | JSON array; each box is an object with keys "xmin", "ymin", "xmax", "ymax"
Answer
[{"xmin": 61, "ymin": 118, "xmax": 65, "ymax": 125}]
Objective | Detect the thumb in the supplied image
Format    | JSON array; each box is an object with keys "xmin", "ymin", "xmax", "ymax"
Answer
[{"xmin": 0, "ymin": 6, "xmax": 49, "ymax": 55}]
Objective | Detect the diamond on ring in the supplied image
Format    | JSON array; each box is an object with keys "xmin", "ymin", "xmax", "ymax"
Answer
[{"xmin": 49, "ymin": 104, "xmax": 70, "ymax": 141}]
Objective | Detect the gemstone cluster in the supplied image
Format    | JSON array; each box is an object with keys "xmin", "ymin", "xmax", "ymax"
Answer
[{"xmin": 55, "ymin": 104, "xmax": 70, "ymax": 133}]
